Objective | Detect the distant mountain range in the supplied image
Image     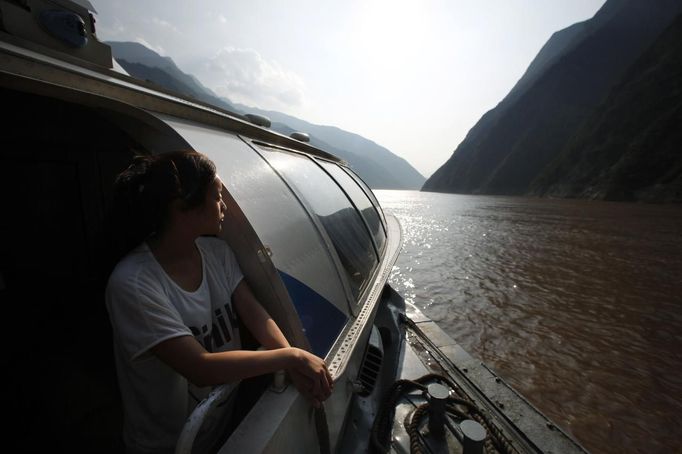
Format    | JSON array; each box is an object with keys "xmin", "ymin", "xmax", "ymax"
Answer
[
  {"xmin": 423, "ymin": 0, "xmax": 682, "ymax": 203},
  {"xmin": 107, "ymin": 41, "xmax": 425, "ymax": 190}
]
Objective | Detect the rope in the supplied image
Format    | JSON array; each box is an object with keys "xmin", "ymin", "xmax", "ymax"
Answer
[
  {"xmin": 404, "ymin": 404, "xmax": 428, "ymax": 454},
  {"xmin": 370, "ymin": 378, "xmax": 427, "ymax": 453},
  {"xmin": 371, "ymin": 372, "xmax": 519, "ymax": 454},
  {"xmin": 400, "ymin": 315, "xmax": 520, "ymax": 453}
]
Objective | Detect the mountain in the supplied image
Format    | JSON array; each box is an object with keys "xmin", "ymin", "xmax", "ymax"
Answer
[
  {"xmin": 236, "ymin": 106, "xmax": 426, "ymax": 190},
  {"xmin": 107, "ymin": 42, "xmax": 425, "ymax": 189},
  {"xmin": 109, "ymin": 42, "xmax": 238, "ymax": 112},
  {"xmin": 422, "ymin": 0, "xmax": 682, "ymax": 202},
  {"xmin": 531, "ymin": 13, "xmax": 682, "ymax": 202}
]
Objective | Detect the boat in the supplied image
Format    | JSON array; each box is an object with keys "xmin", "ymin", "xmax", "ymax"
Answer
[{"xmin": 0, "ymin": 1, "xmax": 590, "ymax": 453}]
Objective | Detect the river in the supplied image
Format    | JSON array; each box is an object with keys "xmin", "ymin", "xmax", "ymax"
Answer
[{"xmin": 375, "ymin": 190, "xmax": 682, "ymax": 454}]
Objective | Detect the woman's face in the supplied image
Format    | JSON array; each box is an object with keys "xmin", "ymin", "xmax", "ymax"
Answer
[{"xmin": 194, "ymin": 176, "xmax": 227, "ymax": 235}]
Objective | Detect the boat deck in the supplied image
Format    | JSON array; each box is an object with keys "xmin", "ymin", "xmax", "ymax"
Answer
[
  {"xmin": 338, "ymin": 287, "xmax": 589, "ymax": 454},
  {"xmin": 396, "ymin": 305, "xmax": 588, "ymax": 454}
]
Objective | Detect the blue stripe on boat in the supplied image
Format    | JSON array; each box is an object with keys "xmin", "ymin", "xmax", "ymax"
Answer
[{"xmin": 278, "ymin": 270, "xmax": 348, "ymax": 357}]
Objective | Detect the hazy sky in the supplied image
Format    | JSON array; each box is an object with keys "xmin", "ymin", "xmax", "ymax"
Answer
[{"xmin": 93, "ymin": 0, "xmax": 606, "ymax": 178}]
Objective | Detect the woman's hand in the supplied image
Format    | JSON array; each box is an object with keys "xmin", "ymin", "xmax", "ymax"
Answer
[
  {"xmin": 232, "ymin": 282, "xmax": 333, "ymax": 406},
  {"xmin": 286, "ymin": 348, "xmax": 333, "ymax": 407}
]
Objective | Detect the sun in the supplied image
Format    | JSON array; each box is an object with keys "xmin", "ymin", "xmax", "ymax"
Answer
[{"xmin": 350, "ymin": 0, "xmax": 429, "ymax": 76}]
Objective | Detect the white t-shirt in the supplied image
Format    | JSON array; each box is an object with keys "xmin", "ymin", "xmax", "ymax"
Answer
[{"xmin": 105, "ymin": 236, "xmax": 244, "ymax": 454}]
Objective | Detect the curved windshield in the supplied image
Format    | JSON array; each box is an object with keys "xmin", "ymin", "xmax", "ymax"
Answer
[
  {"xmin": 342, "ymin": 166, "xmax": 387, "ymax": 230},
  {"xmin": 265, "ymin": 150, "xmax": 378, "ymax": 299},
  {"xmin": 317, "ymin": 160, "xmax": 386, "ymax": 256},
  {"xmin": 162, "ymin": 121, "xmax": 350, "ymax": 357}
]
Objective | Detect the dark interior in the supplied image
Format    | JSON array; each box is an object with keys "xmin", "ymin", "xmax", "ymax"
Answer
[
  {"xmin": 0, "ymin": 87, "xmax": 134, "ymax": 452},
  {"xmin": 0, "ymin": 87, "xmax": 266, "ymax": 453}
]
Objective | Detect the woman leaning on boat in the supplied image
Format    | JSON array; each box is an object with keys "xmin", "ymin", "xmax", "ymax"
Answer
[{"xmin": 104, "ymin": 150, "xmax": 333, "ymax": 453}]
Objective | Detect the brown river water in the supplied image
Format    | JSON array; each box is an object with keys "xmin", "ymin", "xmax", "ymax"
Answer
[{"xmin": 375, "ymin": 190, "xmax": 682, "ymax": 454}]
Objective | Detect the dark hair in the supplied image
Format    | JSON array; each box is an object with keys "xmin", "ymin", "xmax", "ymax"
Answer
[{"xmin": 108, "ymin": 150, "xmax": 217, "ymax": 263}]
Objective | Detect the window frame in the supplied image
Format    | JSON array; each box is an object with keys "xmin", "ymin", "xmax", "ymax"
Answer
[
  {"xmin": 249, "ymin": 140, "xmax": 382, "ymax": 316},
  {"xmin": 341, "ymin": 165, "xmax": 387, "ymax": 234},
  {"xmin": 314, "ymin": 157, "xmax": 386, "ymax": 260}
]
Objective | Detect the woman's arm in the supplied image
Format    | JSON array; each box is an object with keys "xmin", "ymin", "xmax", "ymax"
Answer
[
  {"xmin": 231, "ymin": 279, "xmax": 334, "ymax": 404},
  {"xmin": 152, "ymin": 335, "xmax": 299, "ymax": 387},
  {"xmin": 151, "ymin": 280, "xmax": 333, "ymax": 405},
  {"xmin": 152, "ymin": 336, "xmax": 332, "ymax": 406},
  {"xmin": 231, "ymin": 280, "xmax": 290, "ymax": 350}
]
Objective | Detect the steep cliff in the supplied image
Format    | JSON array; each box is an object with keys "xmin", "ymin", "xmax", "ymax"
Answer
[
  {"xmin": 422, "ymin": 0, "xmax": 682, "ymax": 201},
  {"xmin": 531, "ymin": 13, "xmax": 682, "ymax": 202}
]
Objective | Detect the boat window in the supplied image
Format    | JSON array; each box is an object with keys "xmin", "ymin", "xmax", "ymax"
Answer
[
  {"xmin": 265, "ymin": 150, "xmax": 378, "ymax": 300},
  {"xmin": 341, "ymin": 166, "xmax": 387, "ymax": 231},
  {"xmin": 317, "ymin": 160, "xmax": 386, "ymax": 257},
  {"xmin": 159, "ymin": 117, "xmax": 349, "ymax": 357}
]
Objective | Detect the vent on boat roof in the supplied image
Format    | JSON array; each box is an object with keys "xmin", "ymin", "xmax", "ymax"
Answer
[
  {"xmin": 290, "ymin": 131, "xmax": 310, "ymax": 142},
  {"xmin": 357, "ymin": 326, "xmax": 383, "ymax": 397},
  {"xmin": 245, "ymin": 113, "xmax": 271, "ymax": 128}
]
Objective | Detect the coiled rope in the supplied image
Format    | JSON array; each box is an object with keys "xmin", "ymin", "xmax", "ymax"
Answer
[{"xmin": 371, "ymin": 372, "xmax": 516, "ymax": 454}]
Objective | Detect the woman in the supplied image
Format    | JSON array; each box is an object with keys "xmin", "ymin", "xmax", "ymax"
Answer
[{"xmin": 105, "ymin": 150, "xmax": 333, "ymax": 454}]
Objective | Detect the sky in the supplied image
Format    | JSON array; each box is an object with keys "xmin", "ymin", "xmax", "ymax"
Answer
[{"xmin": 92, "ymin": 0, "xmax": 607, "ymax": 178}]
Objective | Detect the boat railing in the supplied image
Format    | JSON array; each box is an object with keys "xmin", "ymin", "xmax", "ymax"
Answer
[{"xmin": 175, "ymin": 382, "xmax": 239, "ymax": 454}]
